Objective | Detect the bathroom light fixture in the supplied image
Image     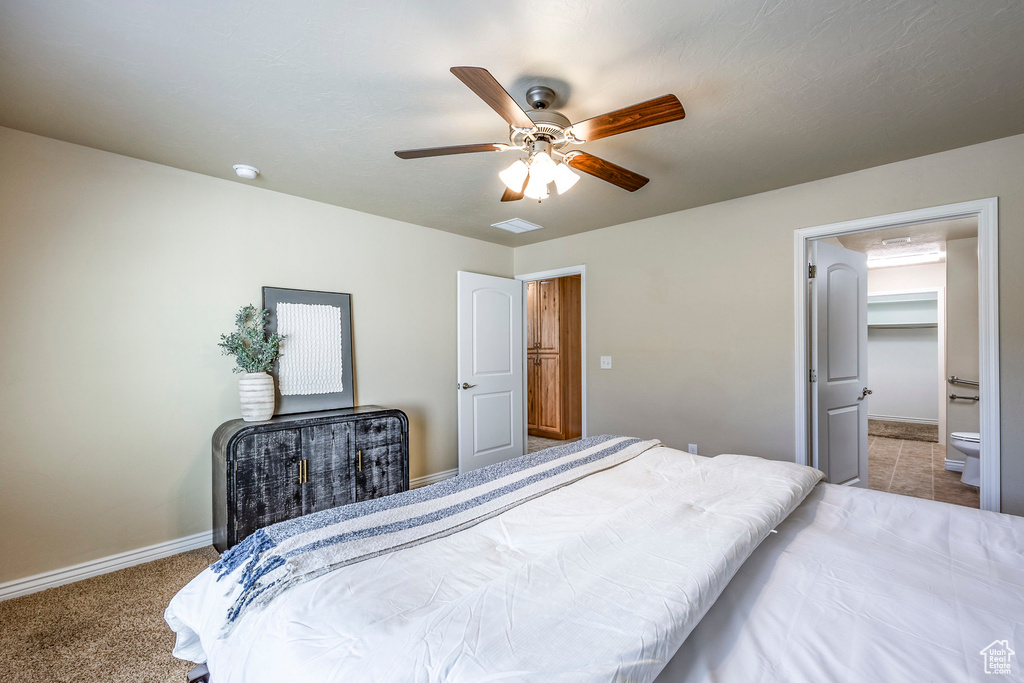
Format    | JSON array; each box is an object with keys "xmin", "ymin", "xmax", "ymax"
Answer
[
  {"xmin": 232, "ymin": 164, "xmax": 260, "ymax": 179},
  {"xmin": 867, "ymin": 251, "xmax": 943, "ymax": 269}
]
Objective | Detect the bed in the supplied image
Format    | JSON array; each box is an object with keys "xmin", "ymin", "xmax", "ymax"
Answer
[{"xmin": 166, "ymin": 437, "xmax": 1024, "ymax": 682}]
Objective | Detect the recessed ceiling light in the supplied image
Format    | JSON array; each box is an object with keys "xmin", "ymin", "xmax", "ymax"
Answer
[
  {"xmin": 867, "ymin": 252, "xmax": 943, "ymax": 269},
  {"xmin": 491, "ymin": 218, "xmax": 543, "ymax": 234},
  {"xmin": 232, "ymin": 164, "xmax": 260, "ymax": 179}
]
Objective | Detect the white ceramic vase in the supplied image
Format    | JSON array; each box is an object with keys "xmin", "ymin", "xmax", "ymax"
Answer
[{"xmin": 238, "ymin": 372, "xmax": 275, "ymax": 422}]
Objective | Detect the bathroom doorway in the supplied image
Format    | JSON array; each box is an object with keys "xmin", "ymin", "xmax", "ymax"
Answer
[
  {"xmin": 516, "ymin": 266, "xmax": 586, "ymax": 453},
  {"xmin": 794, "ymin": 199, "xmax": 1000, "ymax": 511}
]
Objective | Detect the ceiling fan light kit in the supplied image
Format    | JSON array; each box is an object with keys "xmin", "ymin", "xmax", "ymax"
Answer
[{"xmin": 395, "ymin": 66, "xmax": 685, "ymax": 204}]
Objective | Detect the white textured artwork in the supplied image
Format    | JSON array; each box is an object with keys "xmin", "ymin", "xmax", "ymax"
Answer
[{"xmin": 277, "ymin": 302, "xmax": 344, "ymax": 396}]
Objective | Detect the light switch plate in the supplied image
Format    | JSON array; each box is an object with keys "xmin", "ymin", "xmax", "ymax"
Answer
[{"xmin": 600, "ymin": 356, "xmax": 612, "ymax": 369}]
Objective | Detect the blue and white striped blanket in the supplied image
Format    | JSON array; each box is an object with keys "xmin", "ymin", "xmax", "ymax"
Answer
[{"xmin": 212, "ymin": 434, "xmax": 661, "ymax": 633}]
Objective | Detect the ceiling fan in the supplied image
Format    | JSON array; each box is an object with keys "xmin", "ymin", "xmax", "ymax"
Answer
[{"xmin": 394, "ymin": 67, "xmax": 686, "ymax": 202}]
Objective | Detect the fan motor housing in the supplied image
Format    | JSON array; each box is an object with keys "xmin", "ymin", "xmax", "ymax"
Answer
[
  {"xmin": 526, "ymin": 86, "xmax": 557, "ymax": 110},
  {"xmin": 507, "ymin": 108, "xmax": 572, "ymax": 150}
]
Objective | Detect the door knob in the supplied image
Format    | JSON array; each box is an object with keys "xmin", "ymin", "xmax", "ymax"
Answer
[
  {"xmin": 461, "ymin": 382, "xmax": 477, "ymax": 390},
  {"xmin": 860, "ymin": 387, "xmax": 873, "ymax": 399}
]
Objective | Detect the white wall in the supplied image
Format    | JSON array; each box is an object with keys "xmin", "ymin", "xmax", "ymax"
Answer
[
  {"xmin": 515, "ymin": 132, "xmax": 1024, "ymax": 516},
  {"xmin": 867, "ymin": 327, "xmax": 939, "ymax": 422},
  {"xmin": 866, "ymin": 261, "xmax": 947, "ymax": 440},
  {"xmin": 0, "ymin": 127, "xmax": 512, "ymax": 583},
  {"xmin": 868, "ymin": 263, "xmax": 946, "ymax": 293}
]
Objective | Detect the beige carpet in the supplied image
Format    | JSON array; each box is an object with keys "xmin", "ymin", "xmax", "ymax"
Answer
[
  {"xmin": 0, "ymin": 546, "xmax": 219, "ymax": 683},
  {"xmin": 868, "ymin": 418, "xmax": 939, "ymax": 443},
  {"xmin": 527, "ymin": 435, "xmax": 580, "ymax": 453}
]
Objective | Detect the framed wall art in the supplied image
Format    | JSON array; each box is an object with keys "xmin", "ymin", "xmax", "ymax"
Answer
[{"xmin": 262, "ymin": 286, "xmax": 354, "ymax": 415}]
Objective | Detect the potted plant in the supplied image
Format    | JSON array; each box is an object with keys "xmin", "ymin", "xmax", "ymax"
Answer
[{"xmin": 218, "ymin": 305, "xmax": 284, "ymax": 421}]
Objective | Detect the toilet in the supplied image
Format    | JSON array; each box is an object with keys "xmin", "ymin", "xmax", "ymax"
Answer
[{"xmin": 950, "ymin": 432, "xmax": 980, "ymax": 487}]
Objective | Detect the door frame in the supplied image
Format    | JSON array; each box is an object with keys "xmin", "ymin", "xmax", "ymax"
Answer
[
  {"xmin": 793, "ymin": 198, "xmax": 1000, "ymax": 511},
  {"xmin": 866, "ymin": 286, "xmax": 946, "ymax": 447},
  {"xmin": 515, "ymin": 266, "xmax": 588, "ymax": 444}
]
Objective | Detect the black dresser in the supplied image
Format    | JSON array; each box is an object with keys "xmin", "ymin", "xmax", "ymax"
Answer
[{"xmin": 212, "ymin": 406, "xmax": 409, "ymax": 552}]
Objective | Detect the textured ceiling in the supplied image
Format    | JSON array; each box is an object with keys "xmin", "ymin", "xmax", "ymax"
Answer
[
  {"xmin": 836, "ymin": 217, "xmax": 977, "ymax": 260},
  {"xmin": 1, "ymin": 1, "xmax": 1022, "ymax": 247}
]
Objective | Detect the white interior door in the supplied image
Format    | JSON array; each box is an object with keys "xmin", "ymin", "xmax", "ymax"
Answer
[
  {"xmin": 811, "ymin": 241, "xmax": 869, "ymax": 486},
  {"xmin": 457, "ymin": 271, "xmax": 524, "ymax": 473}
]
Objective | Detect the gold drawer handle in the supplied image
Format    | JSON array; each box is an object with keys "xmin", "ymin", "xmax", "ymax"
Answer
[
  {"xmin": 298, "ymin": 459, "xmax": 308, "ymax": 484},
  {"xmin": 358, "ymin": 450, "xmax": 362, "ymax": 472}
]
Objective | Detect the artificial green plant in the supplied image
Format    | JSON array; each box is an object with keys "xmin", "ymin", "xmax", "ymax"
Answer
[{"xmin": 218, "ymin": 304, "xmax": 284, "ymax": 373}]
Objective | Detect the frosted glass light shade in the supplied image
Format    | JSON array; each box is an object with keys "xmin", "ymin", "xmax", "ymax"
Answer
[
  {"xmin": 529, "ymin": 151, "xmax": 557, "ymax": 186},
  {"xmin": 523, "ymin": 174, "xmax": 550, "ymax": 200},
  {"xmin": 553, "ymin": 163, "xmax": 580, "ymax": 194},
  {"xmin": 498, "ymin": 159, "xmax": 529, "ymax": 192}
]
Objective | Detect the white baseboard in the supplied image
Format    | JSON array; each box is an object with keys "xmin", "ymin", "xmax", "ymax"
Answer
[
  {"xmin": 410, "ymin": 467, "xmax": 458, "ymax": 489},
  {"xmin": 945, "ymin": 459, "xmax": 965, "ymax": 473},
  {"xmin": 0, "ymin": 529, "xmax": 213, "ymax": 602},
  {"xmin": 1, "ymin": 472, "xmax": 461, "ymax": 601}
]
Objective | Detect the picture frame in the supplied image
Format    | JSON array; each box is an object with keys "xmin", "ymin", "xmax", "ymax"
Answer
[{"xmin": 262, "ymin": 286, "xmax": 354, "ymax": 415}]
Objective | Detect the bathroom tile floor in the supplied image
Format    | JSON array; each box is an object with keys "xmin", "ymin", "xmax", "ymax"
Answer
[{"xmin": 868, "ymin": 436, "xmax": 979, "ymax": 509}]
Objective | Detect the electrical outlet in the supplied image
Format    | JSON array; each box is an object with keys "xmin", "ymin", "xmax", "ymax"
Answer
[
  {"xmin": 688, "ymin": 443, "xmax": 698, "ymax": 455},
  {"xmin": 600, "ymin": 356, "xmax": 612, "ymax": 369}
]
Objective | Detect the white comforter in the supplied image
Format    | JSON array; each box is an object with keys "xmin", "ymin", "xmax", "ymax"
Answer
[
  {"xmin": 166, "ymin": 448, "xmax": 822, "ymax": 682},
  {"xmin": 657, "ymin": 482, "xmax": 1024, "ymax": 683}
]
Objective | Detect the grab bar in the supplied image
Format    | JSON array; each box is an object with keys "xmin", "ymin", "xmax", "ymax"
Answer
[
  {"xmin": 949, "ymin": 393, "xmax": 980, "ymax": 402},
  {"xmin": 948, "ymin": 375, "xmax": 979, "ymax": 387}
]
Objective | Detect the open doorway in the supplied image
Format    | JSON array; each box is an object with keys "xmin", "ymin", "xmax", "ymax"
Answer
[
  {"xmin": 813, "ymin": 219, "xmax": 978, "ymax": 508},
  {"xmin": 794, "ymin": 199, "xmax": 1000, "ymax": 512},
  {"xmin": 516, "ymin": 267, "xmax": 586, "ymax": 453}
]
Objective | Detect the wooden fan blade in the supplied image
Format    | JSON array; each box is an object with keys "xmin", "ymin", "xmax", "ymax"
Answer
[
  {"xmin": 395, "ymin": 143, "xmax": 504, "ymax": 159},
  {"xmin": 451, "ymin": 67, "xmax": 537, "ymax": 131},
  {"xmin": 565, "ymin": 152, "xmax": 649, "ymax": 192},
  {"xmin": 500, "ymin": 173, "xmax": 528, "ymax": 202},
  {"xmin": 568, "ymin": 94, "xmax": 685, "ymax": 143},
  {"xmin": 500, "ymin": 187, "xmax": 524, "ymax": 202}
]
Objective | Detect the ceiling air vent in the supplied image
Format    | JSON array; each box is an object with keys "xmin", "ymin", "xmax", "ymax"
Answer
[
  {"xmin": 491, "ymin": 218, "xmax": 543, "ymax": 234},
  {"xmin": 881, "ymin": 237, "xmax": 912, "ymax": 245}
]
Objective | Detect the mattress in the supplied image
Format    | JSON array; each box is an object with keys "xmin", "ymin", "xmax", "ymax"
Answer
[
  {"xmin": 656, "ymin": 482, "xmax": 1024, "ymax": 682},
  {"xmin": 166, "ymin": 447, "xmax": 822, "ymax": 682}
]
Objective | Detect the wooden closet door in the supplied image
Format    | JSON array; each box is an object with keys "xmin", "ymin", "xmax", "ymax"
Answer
[
  {"xmin": 534, "ymin": 355, "xmax": 562, "ymax": 436},
  {"xmin": 537, "ymin": 279, "xmax": 560, "ymax": 353},
  {"xmin": 527, "ymin": 357, "xmax": 540, "ymax": 431},
  {"xmin": 527, "ymin": 281, "xmax": 539, "ymax": 351}
]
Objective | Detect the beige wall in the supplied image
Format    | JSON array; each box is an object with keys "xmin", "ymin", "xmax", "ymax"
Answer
[
  {"xmin": 0, "ymin": 127, "xmax": 511, "ymax": 583},
  {"xmin": 3, "ymin": 126, "xmax": 1023, "ymax": 586},
  {"xmin": 515, "ymin": 133, "xmax": 1024, "ymax": 516},
  {"xmin": 945, "ymin": 237, "xmax": 980, "ymax": 462}
]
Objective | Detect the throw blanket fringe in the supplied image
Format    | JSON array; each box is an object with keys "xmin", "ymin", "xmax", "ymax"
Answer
[{"xmin": 212, "ymin": 435, "xmax": 661, "ymax": 634}]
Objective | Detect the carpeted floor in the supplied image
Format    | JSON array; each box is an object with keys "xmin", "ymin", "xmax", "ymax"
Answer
[
  {"xmin": 527, "ymin": 434, "xmax": 580, "ymax": 453},
  {"xmin": 868, "ymin": 418, "xmax": 939, "ymax": 442},
  {"xmin": 0, "ymin": 546, "xmax": 220, "ymax": 683}
]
